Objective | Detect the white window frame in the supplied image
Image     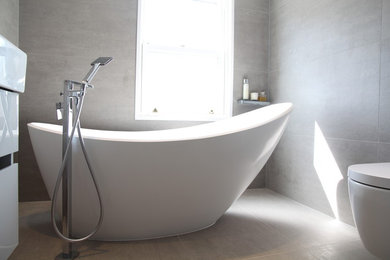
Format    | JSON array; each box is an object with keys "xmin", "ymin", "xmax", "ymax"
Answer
[{"xmin": 135, "ymin": 0, "xmax": 234, "ymax": 121}]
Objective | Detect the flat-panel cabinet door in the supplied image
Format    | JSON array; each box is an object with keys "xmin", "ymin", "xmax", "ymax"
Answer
[
  {"xmin": 0, "ymin": 164, "xmax": 18, "ymax": 260},
  {"xmin": 0, "ymin": 89, "xmax": 18, "ymax": 158}
]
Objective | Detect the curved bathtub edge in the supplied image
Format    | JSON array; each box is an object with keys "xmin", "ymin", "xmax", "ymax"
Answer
[{"xmin": 27, "ymin": 102, "xmax": 293, "ymax": 143}]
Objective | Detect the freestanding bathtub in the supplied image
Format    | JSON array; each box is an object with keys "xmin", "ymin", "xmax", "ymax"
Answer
[{"xmin": 28, "ymin": 103, "xmax": 293, "ymax": 241}]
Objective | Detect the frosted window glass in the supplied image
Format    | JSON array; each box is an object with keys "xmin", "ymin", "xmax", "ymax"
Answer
[
  {"xmin": 143, "ymin": 0, "xmax": 221, "ymax": 49},
  {"xmin": 140, "ymin": 46, "xmax": 224, "ymax": 118},
  {"xmin": 136, "ymin": 0, "xmax": 233, "ymax": 121}
]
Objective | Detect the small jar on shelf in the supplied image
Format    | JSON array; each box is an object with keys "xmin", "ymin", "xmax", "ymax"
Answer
[{"xmin": 259, "ymin": 91, "xmax": 267, "ymax": 102}]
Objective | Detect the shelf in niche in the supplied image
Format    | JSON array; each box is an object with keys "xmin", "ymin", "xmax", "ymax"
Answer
[{"xmin": 237, "ymin": 99, "xmax": 271, "ymax": 106}]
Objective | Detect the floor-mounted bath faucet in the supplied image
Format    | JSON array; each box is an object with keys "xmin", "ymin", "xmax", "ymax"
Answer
[{"xmin": 53, "ymin": 57, "xmax": 112, "ymax": 259}]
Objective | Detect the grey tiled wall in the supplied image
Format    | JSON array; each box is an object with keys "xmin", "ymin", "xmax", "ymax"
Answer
[
  {"xmin": 235, "ymin": 0, "xmax": 270, "ymax": 188},
  {"xmin": 0, "ymin": 0, "xmax": 18, "ymax": 45},
  {"xmin": 267, "ymin": 0, "xmax": 389, "ymax": 225},
  {"xmin": 234, "ymin": 0, "xmax": 270, "ymax": 116},
  {"xmin": 18, "ymin": 0, "xmax": 270, "ymax": 201},
  {"xmin": 8, "ymin": 0, "xmax": 387, "ymax": 226}
]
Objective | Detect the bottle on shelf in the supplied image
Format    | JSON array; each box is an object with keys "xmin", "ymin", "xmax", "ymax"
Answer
[{"xmin": 242, "ymin": 77, "xmax": 249, "ymax": 100}]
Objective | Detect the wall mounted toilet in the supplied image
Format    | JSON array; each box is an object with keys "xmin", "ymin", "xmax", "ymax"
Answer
[{"xmin": 348, "ymin": 163, "xmax": 390, "ymax": 260}]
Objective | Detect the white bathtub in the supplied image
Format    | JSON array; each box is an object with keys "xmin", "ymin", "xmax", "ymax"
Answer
[{"xmin": 28, "ymin": 103, "xmax": 292, "ymax": 241}]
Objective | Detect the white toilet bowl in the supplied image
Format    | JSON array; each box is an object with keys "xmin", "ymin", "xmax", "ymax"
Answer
[{"xmin": 348, "ymin": 163, "xmax": 390, "ymax": 260}]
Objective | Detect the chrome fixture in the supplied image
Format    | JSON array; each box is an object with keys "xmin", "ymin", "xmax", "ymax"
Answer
[
  {"xmin": 53, "ymin": 57, "xmax": 112, "ymax": 259},
  {"xmin": 83, "ymin": 57, "xmax": 113, "ymax": 84}
]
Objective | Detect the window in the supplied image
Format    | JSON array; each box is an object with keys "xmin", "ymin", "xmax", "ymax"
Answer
[{"xmin": 135, "ymin": 0, "xmax": 234, "ymax": 121}]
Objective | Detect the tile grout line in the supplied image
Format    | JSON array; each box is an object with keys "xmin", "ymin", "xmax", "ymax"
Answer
[{"xmin": 283, "ymin": 130, "xmax": 390, "ymax": 145}]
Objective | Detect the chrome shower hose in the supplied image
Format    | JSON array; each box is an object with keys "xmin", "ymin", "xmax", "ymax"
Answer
[{"xmin": 51, "ymin": 87, "xmax": 104, "ymax": 243}]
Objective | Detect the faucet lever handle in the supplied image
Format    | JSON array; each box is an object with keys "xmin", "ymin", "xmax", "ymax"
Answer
[{"xmin": 56, "ymin": 102, "xmax": 63, "ymax": 120}]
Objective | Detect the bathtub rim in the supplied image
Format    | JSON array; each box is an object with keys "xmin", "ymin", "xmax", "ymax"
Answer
[{"xmin": 27, "ymin": 102, "xmax": 292, "ymax": 143}]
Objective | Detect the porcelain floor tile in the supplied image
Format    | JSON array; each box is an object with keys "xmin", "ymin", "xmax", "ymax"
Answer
[{"xmin": 9, "ymin": 189, "xmax": 378, "ymax": 260}]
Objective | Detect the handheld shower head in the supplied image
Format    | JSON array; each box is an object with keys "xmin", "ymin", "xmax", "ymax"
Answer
[
  {"xmin": 83, "ymin": 57, "xmax": 113, "ymax": 83},
  {"xmin": 91, "ymin": 57, "xmax": 113, "ymax": 66}
]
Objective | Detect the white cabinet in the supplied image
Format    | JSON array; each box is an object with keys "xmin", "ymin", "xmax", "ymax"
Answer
[
  {"xmin": 0, "ymin": 33, "xmax": 27, "ymax": 260},
  {"xmin": 0, "ymin": 164, "xmax": 18, "ymax": 260},
  {"xmin": 0, "ymin": 89, "xmax": 18, "ymax": 157}
]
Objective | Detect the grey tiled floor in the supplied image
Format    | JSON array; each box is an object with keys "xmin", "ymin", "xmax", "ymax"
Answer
[{"xmin": 10, "ymin": 189, "xmax": 378, "ymax": 260}]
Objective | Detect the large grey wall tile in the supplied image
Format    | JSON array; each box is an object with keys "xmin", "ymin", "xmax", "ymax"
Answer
[
  {"xmin": 235, "ymin": 4, "xmax": 269, "ymax": 74},
  {"xmin": 379, "ymin": 38, "xmax": 390, "ymax": 141},
  {"xmin": 270, "ymin": 0, "xmax": 382, "ymax": 72},
  {"xmin": 236, "ymin": 0, "xmax": 269, "ymax": 13},
  {"xmin": 380, "ymin": 76, "xmax": 390, "ymax": 142},
  {"xmin": 19, "ymin": 0, "xmax": 137, "ymax": 57},
  {"xmin": 377, "ymin": 142, "xmax": 390, "ymax": 162},
  {"xmin": 269, "ymin": 0, "xmax": 289, "ymax": 12},
  {"xmin": 270, "ymin": 43, "xmax": 380, "ymax": 141},
  {"xmin": 383, "ymin": 0, "xmax": 390, "ymax": 39},
  {"xmin": 270, "ymin": 0, "xmax": 325, "ymax": 14},
  {"xmin": 0, "ymin": 0, "xmax": 18, "ymax": 45},
  {"xmin": 267, "ymin": 132, "xmax": 378, "ymax": 225},
  {"xmin": 267, "ymin": 133, "xmax": 335, "ymax": 218},
  {"xmin": 381, "ymin": 37, "xmax": 390, "ymax": 81}
]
